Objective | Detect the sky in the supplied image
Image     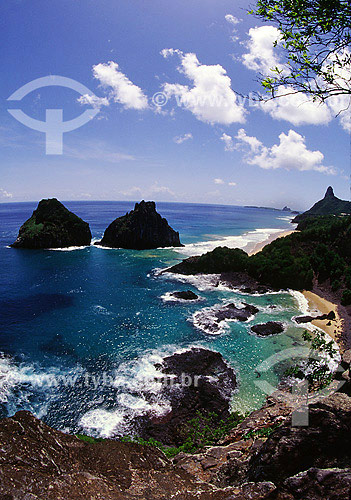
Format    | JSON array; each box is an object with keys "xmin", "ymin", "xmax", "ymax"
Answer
[{"xmin": 0, "ymin": 0, "xmax": 350, "ymax": 210}]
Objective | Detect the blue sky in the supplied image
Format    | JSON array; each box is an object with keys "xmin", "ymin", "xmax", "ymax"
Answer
[{"xmin": 1, "ymin": 0, "xmax": 350, "ymax": 210}]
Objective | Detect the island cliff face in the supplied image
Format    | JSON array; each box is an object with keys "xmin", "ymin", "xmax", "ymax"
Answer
[
  {"xmin": 96, "ymin": 201, "xmax": 183, "ymax": 249},
  {"xmin": 11, "ymin": 199, "xmax": 92, "ymax": 249},
  {"xmin": 293, "ymin": 186, "xmax": 351, "ymax": 223}
]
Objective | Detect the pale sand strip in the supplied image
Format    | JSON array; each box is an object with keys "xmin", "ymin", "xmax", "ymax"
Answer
[
  {"xmin": 249, "ymin": 229, "xmax": 295, "ymax": 256},
  {"xmin": 302, "ymin": 291, "xmax": 343, "ymax": 344}
]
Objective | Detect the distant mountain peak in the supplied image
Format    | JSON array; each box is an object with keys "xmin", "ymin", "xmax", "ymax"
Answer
[
  {"xmin": 325, "ymin": 186, "xmax": 335, "ymax": 198},
  {"xmin": 293, "ymin": 187, "xmax": 351, "ymax": 223}
]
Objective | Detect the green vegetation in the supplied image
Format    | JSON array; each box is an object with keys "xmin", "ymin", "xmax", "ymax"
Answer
[
  {"xmin": 250, "ymin": 0, "xmax": 351, "ymax": 103},
  {"xmin": 76, "ymin": 434, "xmax": 106, "ymax": 444},
  {"xmin": 243, "ymin": 423, "xmax": 282, "ymax": 440},
  {"xmin": 285, "ymin": 330, "xmax": 338, "ymax": 390},
  {"xmin": 122, "ymin": 411, "xmax": 245, "ymax": 458}
]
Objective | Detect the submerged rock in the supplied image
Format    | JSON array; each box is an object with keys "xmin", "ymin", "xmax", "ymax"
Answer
[
  {"xmin": 10, "ymin": 198, "xmax": 92, "ymax": 249},
  {"xmin": 171, "ymin": 290, "xmax": 199, "ymax": 300},
  {"xmin": 193, "ymin": 302, "xmax": 259, "ymax": 335},
  {"xmin": 251, "ymin": 322, "xmax": 284, "ymax": 337},
  {"xmin": 136, "ymin": 348, "xmax": 237, "ymax": 446},
  {"xmin": 96, "ymin": 200, "xmax": 183, "ymax": 250}
]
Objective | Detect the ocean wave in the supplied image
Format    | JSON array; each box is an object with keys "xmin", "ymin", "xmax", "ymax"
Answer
[
  {"xmin": 160, "ymin": 272, "xmax": 223, "ymax": 292},
  {"xmin": 173, "ymin": 228, "xmax": 286, "ymax": 258},
  {"xmin": 47, "ymin": 245, "xmax": 89, "ymax": 252}
]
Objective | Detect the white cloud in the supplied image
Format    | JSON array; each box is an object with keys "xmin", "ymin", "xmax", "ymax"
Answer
[
  {"xmin": 77, "ymin": 94, "xmax": 110, "ymax": 109},
  {"xmin": 92, "ymin": 61, "xmax": 148, "ymax": 110},
  {"xmin": 228, "ymin": 182, "xmax": 237, "ymax": 186},
  {"xmin": 174, "ymin": 133, "xmax": 193, "ymax": 144},
  {"xmin": 236, "ymin": 128, "xmax": 335, "ymax": 175},
  {"xmin": 0, "ymin": 188, "xmax": 13, "ymax": 199},
  {"xmin": 225, "ymin": 14, "xmax": 240, "ymax": 27},
  {"xmin": 214, "ymin": 178, "xmax": 225, "ymax": 184},
  {"xmin": 260, "ymin": 86, "xmax": 332, "ymax": 125},
  {"xmin": 220, "ymin": 133, "xmax": 235, "ymax": 151},
  {"xmin": 242, "ymin": 26, "xmax": 286, "ymax": 76},
  {"xmin": 236, "ymin": 128, "xmax": 262, "ymax": 153},
  {"xmin": 161, "ymin": 49, "xmax": 246, "ymax": 125},
  {"xmin": 324, "ymin": 49, "xmax": 351, "ymax": 131},
  {"xmin": 65, "ymin": 140, "xmax": 135, "ymax": 163},
  {"xmin": 120, "ymin": 183, "xmax": 175, "ymax": 199}
]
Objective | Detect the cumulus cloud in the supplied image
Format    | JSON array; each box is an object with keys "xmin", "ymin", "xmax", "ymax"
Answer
[
  {"xmin": 235, "ymin": 128, "xmax": 335, "ymax": 174},
  {"xmin": 0, "ymin": 188, "xmax": 13, "ymax": 199},
  {"xmin": 228, "ymin": 182, "xmax": 237, "ymax": 186},
  {"xmin": 225, "ymin": 14, "xmax": 240, "ymax": 27},
  {"xmin": 173, "ymin": 133, "xmax": 193, "ymax": 144},
  {"xmin": 92, "ymin": 61, "xmax": 148, "ymax": 110},
  {"xmin": 324, "ymin": 49, "xmax": 351, "ymax": 131},
  {"xmin": 121, "ymin": 183, "xmax": 175, "ymax": 199},
  {"xmin": 214, "ymin": 178, "xmax": 225, "ymax": 184},
  {"xmin": 220, "ymin": 133, "xmax": 235, "ymax": 151},
  {"xmin": 161, "ymin": 49, "xmax": 246, "ymax": 125},
  {"xmin": 77, "ymin": 94, "xmax": 110, "ymax": 109},
  {"xmin": 260, "ymin": 86, "xmax": 333, "ymax": 126},
  {"xmin": 242, "ymin": 26, "xmax": 286, "ymax": 76}
]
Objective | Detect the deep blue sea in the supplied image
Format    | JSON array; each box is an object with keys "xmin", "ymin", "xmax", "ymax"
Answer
[{"xmin": 0, "ymin": 201, "xmax": 309, "ymax": 437}]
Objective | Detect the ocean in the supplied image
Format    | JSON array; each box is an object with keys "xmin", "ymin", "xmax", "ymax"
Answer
[{"xmin": 0, "ymin": 201, "xmax": 309, "ymax": 438}]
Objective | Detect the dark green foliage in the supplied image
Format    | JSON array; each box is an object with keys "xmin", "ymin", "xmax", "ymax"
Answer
[
  {"xmin": 121, "ymin": 411, "xmax": 245, "ymax": 458},
  {"xmin": 187, "ymin": 247, "xmax": 249, "ymax": 274},
  {"xmin": 76, "ymin": 434, "xmax": 106, "ymax": 444},
  {"xmin": 341, "ymin": 289, "xmax": 351, "ymax": 306},
  {"xmin": 285, "ymin": 330, "xmax": 338, "ymax": 390},
  {"xmin": 250, "ymin": 1, "xmax": 351, "ymax": 103}
]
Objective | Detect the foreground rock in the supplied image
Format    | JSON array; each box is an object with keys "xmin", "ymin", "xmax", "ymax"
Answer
[
  {"xmin": 2, "ymin": 392, "xmax": 351, "ymax": 499},
  {"xmin": 171, "ymin": 290, "xmax": 199, "ymax": 300},
  {"xmin": 136, "ymin": 348, "xmax": 237, "ymax": 445},
  {"xmin": 0, "ymin": 411, "xmax": 217, "ymax": 500},
  {"xmin": 251, "ymin": 322, "xmax": 284, "ymax": 337},
  {"xmin": 11, "ymin": 198, "xmax": 92, "ymax": 249},
  {"xmin": 96, "ymin": 201, "xmax": 183, "ymax": 249},
  {"xmin": 248, "ymin": 393, "xmax": 351, "ymax": 485}
]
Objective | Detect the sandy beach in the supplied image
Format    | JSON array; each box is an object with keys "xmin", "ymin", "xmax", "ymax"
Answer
[
  {"xmin": 302, "ymin": 291, "xmax": 343, "ymax": 345},
  {"xmin": 249, "ymin": 229, "xmax": 295, "ymax": 256}
]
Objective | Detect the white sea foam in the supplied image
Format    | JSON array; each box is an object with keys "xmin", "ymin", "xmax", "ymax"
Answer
[
  {"xmin": 47, "ymin": 245, "xmax": 89, "ymax": 251},
  {"xmin": 173, "ymin": 228, "xmax": 285, "ymax": 258},
  {"xmin": 191, "ymin": 301, "xmax": 255, "ymax": 335}
]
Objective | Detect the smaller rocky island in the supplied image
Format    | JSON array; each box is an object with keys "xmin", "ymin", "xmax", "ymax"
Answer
[
  {"xmin": 95, "ymin": 201, "xmax": 183, "ymax": 250},
  {"xmin": 11, "ymin": 198, "xmax": 92, "ymax": 249}
]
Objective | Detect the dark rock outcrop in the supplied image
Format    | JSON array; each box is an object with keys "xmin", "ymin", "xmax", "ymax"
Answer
[
  {"xmin": 96, "ymin": 201, "xmax": 183, "ymax": 249},
  {"xmin": 171, "ymin": 290, "xmax": 199, "ymax": 300},
  {"xmin": 251, "ymin": 322, "xmax": 284, "ymax": 337},
  {"xmin": 275, "ymin": 467, "xmax": 351, "ymax": 500},
  {"xmin": 294, "ymin": 311, "xmax": 335, "ymax": 324},
  {"xmin": 136, "ymin": 348, "xmax": 237, "ymax": 446},
  {"xmin": 167, "ymin": 247, "xmax": 249, "ymax": 275},
  {"xmin": 10, "ymin": 198, "xmax": 91, "ymax": 249},
  {"xmin": 216, "ymin": 303, "xmax": 259, "ymax": 323},
  {"xmin": 293, "ymin": 186, "xmax": 351, "ymax": 223},
  {"xmin": 0, "ymin": 411, "xmax": 216, "ymax": 500},
  {"xmin": 247, "ymin": 393, "xmax": 351, "ymax": 485},
  {"xmin": 193, "ymin": 303, "xmax": 259, "ymax": 334}
]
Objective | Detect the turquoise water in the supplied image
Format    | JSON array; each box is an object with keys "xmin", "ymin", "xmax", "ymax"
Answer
[{"xmin": 0, "ymin": 201, "xmax": 307, "ymax": 437}]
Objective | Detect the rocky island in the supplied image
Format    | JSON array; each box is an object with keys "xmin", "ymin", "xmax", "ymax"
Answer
[
  {"xmin": 95, "ymin": 200, "xmax": 183, "ymax": 250},
  {"xmin": 11, "ymin": 198, "xmax": 92, "ymax": 249}
]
